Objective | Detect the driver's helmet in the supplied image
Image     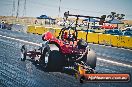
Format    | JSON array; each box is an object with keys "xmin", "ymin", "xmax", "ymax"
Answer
[
  {"xmin": 72, "ymin": 33, "xmax": 75, "ymax": 38},
  {"xmin": 68, "ymin": 32, "xmax": 75, "ymax": 39},
  {"xmin": 63, "ymin": 32, "xmax": 68, "ymax": 39}
]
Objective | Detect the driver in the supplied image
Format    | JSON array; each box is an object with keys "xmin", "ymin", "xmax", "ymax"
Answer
[
  {"xmin": 68, "ymin": 32, "xmax": 76, "ymax": 41},
  {"xmin": 61, "ymin": 31, "xmax": 68, "ymax": 43},
  {"xmin": 72, "ymin": 33, "xmax": 76, "ymax": 41},
  {"xmin": 66, "ymin": 32, "xmax": 76, "ymax": 46},
  {"xmin": 64, "ymin": 32, "xmax": 68, "ymax": 39}
]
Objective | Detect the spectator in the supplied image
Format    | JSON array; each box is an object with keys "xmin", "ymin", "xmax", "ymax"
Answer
[
  {"xmin": 35, "ymin": 20, "xmax": 38, "ymax": 24},
  {"xmin": 1, "ymin": 20, "xmax": 5, "ymax": 29}
]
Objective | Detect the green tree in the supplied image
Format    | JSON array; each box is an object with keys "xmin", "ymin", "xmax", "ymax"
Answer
[
  {"xmin": 107, "ymin": 12, "xmax": 116, "ymax": 20},
  {"xmin": 107, "ymin": 12, "xmax": 125, "ymax": 20},
  {"xmin": 117, "ymin": 14, "xmax": 125, "ymax": 20}
]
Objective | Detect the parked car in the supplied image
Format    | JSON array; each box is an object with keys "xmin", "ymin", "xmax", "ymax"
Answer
[
  {"xmin": 123, "ymin": 31, "xmax": 132, "ymax": 36},
  {"xmin": 125, "ymin": 27, "xmax": 132, "ymax": 31},
  {"xmin": 37, "ymin": 15, "xmax": 49, "ymax": 19},
  {"xmin": 83, "ymin": 29, "xmax": 95, "ymax": 32},
  {"xmin": 104, "ymin": 29, "xmax": 123, "ymax": 35}
]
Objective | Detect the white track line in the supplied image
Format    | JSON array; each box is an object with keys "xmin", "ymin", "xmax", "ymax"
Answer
[
  {"xmin": 0, "ymin": 34, "xmax": 41, "ymax": 46},
  {"xmin": 88, "ymin": 43, "xmax": 132, "ymax": 51},
  {"xmin": 0, "ymin": 34, "xmax": 132, "ymax": 68},
  {"xmin": 97, "ymin": 57, "xmax": 132, "ymax": 68}
]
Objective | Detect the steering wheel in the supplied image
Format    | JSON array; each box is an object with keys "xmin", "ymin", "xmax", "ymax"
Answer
[{"xmin": 58, "ymin": 28, "xmax": 77, "ymax": 47}]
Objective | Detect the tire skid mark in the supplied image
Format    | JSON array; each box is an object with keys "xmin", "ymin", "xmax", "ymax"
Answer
[{"xmin": 0, "ymin": 61, "xmax": 39, "ymax": 87}]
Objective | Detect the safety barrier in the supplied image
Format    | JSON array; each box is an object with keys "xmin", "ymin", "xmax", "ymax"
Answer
[
  {"xmin": 109, "ymin": 35, "xmax": 119, "ymax": 47},
  {"xmin": 27, "ymin": 25, "xmax": 35, "ymax": 34},
  {"xmin": 98, "ymin": 34, "xmax": 132, "ymax": 49},
  {"xmin": 78, "ymin": 31, "xmax": 87, "ymax": 40},
  {"xmin": 26, "ymin": 25, "xmax": 132, "ymax": 49},
  {"xmin": 53, "ymin": 27, "xmax": 61, "ymax": 37},
  {"xmin": 119, "ymin": 36, "xmax": 132, "ymax": 49},
  {"xmin": 98, "ymin": 33, "xmax": 111, "ymax": 45},
  {"xmin": 87, "ymin": 32, "xmax": 99, "ymax": 44},
  {"xmin": 27, "ymin": 25, "xmax": 52, "ymax": 35},
  {"xmin": 35, "ymin": 26, "xmax": 45, "ymax": 35}
]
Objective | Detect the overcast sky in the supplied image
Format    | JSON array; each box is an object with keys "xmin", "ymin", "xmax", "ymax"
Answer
[{"xmin": 0, "ymin": 0, "xmax": 132, "ymax": 20}]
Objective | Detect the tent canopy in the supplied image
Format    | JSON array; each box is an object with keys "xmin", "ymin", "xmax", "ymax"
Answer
[
  {"xmin": 37, "ymin": 15, "xmax": 49, "ymax": 19},
  {"xmin": 107, "ymin": 19, "xmax": 124, "ymax": 24},
  {"xmin": 37, "ymin": 15, "xmax": 56, "ymax": 20}
]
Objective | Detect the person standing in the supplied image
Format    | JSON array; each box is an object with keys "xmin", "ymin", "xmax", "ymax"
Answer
[{"xmin": 1, "ymin": 20, "xmax": 5, "ymax": 29}]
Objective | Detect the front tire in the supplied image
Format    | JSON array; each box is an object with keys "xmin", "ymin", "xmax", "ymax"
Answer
[
  {"xmin": 21, "ymin": 45, "xmax": 27, "ymax": 61},
  {"xmin": 39, "ymin": 48, "xmax": 49, "ymax": 66},
  {"xmin": 80, "ymin": 76, "xmax": 85, "ymax": 83},
  {"xmin": 46, "ymin": 50, "xmax": 64, "ymax": 71}
]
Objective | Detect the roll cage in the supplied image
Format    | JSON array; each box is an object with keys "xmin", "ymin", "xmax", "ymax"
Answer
[{"xmin": 58, "ymin": 11, "xmax": 106, "ymax": 41}]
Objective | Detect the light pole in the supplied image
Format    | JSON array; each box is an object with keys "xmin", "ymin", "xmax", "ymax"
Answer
[
  {"xmin": 58, "ymin": 0, "xmax": 62, "ymax": 18},
  {"xmin": 16, "ymin": 0, "xmax": 20, "ymax": 19}
]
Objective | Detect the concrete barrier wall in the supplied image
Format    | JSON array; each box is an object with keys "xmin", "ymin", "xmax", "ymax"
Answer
[
  {"xmin": 109, "ymin": 35, "xmax": 119, "ymax": 47},
  {"xmin": 78, "ymin": 31, "xmax": 86, "ymax": 40},
  {"xmin": 26, "ymin": 25, "xmax": 132, "ymax": 49},
  {"xmin": 87, "ymin": 32, "xmax": 99, "ymax": 44},
  {"xmin": 27, "ymin": 25, "xmax": 35, "ymax": 33},
  {"xmin": 119, "ymin": 36, "xmax": 132, "ymax": 49},
  {"xmin": 27, "ymin": 25, "xmax": 52, "ymax": 35},
  {"xmin": 53, "ymin": 28, "xmax": 61, "ymax": 37},
  {"xmin": 98, "ymin": 33, "xmax": 111, "ymax": 45}
]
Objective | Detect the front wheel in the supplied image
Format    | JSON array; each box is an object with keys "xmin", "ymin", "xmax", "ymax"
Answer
[
  {"xmin": 20, "ymin": 45, "xmax": 27, "ymax": 61},
  {"xmin": 39, "ymin": 47, "xmax": 49, "ymax": 67},
  {"xmin": 46, "ymin": 50, "xmax": 64, "ymax": 71},
  {"xmin": 80, "ymin": 76, "xmax": 85, "ymax": 83}
]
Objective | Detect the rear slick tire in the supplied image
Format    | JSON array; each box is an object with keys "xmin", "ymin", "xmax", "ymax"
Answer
[{"xmin": 84, "ymin": 48, "xmax": 97, "ymax": 69}]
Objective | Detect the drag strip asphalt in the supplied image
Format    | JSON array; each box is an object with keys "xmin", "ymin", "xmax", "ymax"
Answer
[
  {"xmin": 0, "ymin": 34, "xmax": 132, "ymax": 68},
  {"xmin": 0, "ymin": 29, "xmax": 132, "ymax": 87}
]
